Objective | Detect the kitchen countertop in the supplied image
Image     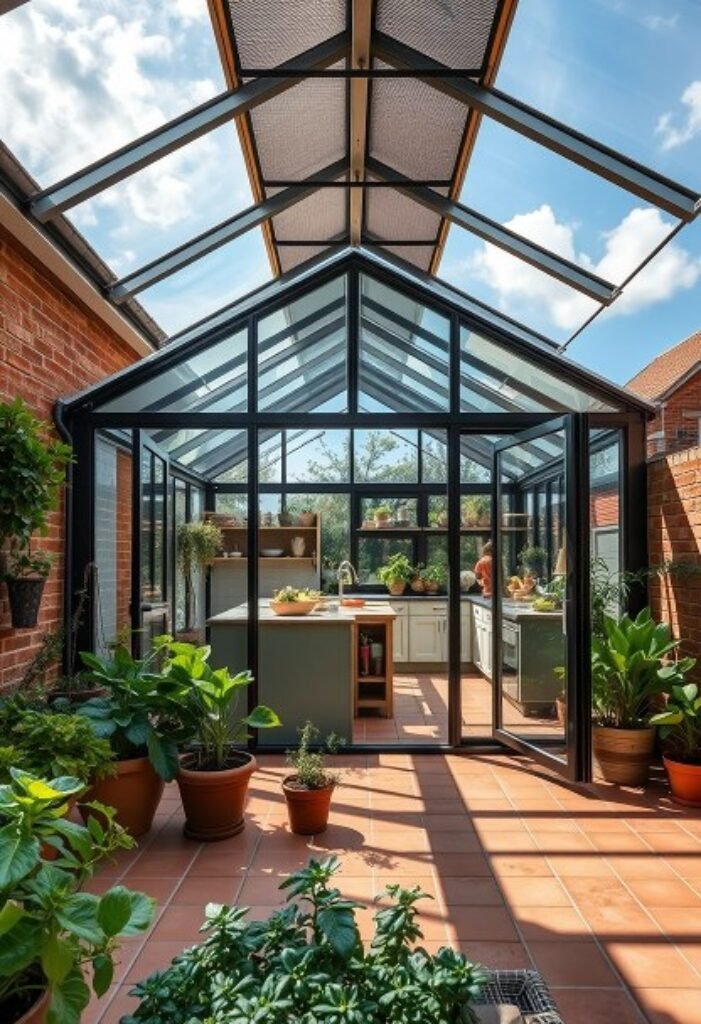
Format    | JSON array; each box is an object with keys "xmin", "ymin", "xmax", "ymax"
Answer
[
  {"xmin": 463, "ymin": 593, "xmax": 562, "ymax": 620},
  {"xmin": 208, "ymin": 600, "xmax": 396, "ymax": 625}
]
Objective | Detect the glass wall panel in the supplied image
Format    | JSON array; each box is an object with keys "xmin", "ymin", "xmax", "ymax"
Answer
[
  {"xmin": 358, "ymin": 536, "xmax": 413, "ymax": 583},
  {"xmin": 354, "ymin": 429, "xmax": 418, "ymax": 483},
  {"xmin": 422, "ymin": 431, "xmax": 448, "ymax": 483},
  {"xmin": 257, "ymin": 275, "xmax": 348, "ymax": 412},
  {"xmin": 173, "ymin": 479, "xmax": 187, "ymax": 634},
  {"xmin": 590, "ymin": 429, "xmax": 623, "ymax": 628},
  {"xmin": 286, "ymin": 430, "xmax": 350, "ymax": 483},
  {"xmin": 359, "ymin": 274, "xmax": 450, "ymax": 412}
]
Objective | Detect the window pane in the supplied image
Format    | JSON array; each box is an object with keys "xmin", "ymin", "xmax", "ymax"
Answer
[
  {"xmin": 153, "ymin": 456, "xmax": 166, "ymax": 602},
  {"xmin": 257, "ymin": 275, "xmax": 348, "ymax": 412},
  {"xmin": 354, "ymin": 429, "xmax": 418, "ymax": 483},
  {"xmin": 215, "ymin": 493, "xmax": 248, "ymax": 521},
  {"xmin": 173, "ymin": 480, "xmax": 187, "ymax": 633},
  {"xmin": 358, "ymin": 537, "xmax": 414, "ymax": 584},
  {"xmin": 422, "ymin": 431, "xmax": 447, "ymax": 483},
  {"xmin": 286, "ymin": 430, "xmax": 350, "ymax": 483},
  {"xmin": 360, "ymin": 498, "xmax": 418, "ymax": 528},
  {"xmin": 359, "ymin": 274, "xmax": 450, "ymax": 412}
]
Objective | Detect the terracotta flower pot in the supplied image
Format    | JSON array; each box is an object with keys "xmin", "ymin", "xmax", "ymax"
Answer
[
  {"xmin": 387, "ymin": 581, "xmax": 406, "ymax": 596},
  {"xmin": 410, "ymin": 579, "xmax": 426, "ymax": 593},
  {"xmin": 592, "ymin": 725, "xmax": 655, "ymax": 786},
  {"xmin": 177, "ymin": 752, "xmax": 256, "ymax": 841},
  {"xmin": 11, "ymin": 986, "xmax": 50, "ymax": 1024},
  {"xmin": 283, "ymin": 775, "xmax": 335, "ymax": 835},
  {"xmin": 663, "ymin": 756, "xmax": 701, "ymax": 807},
  {"xmin": 82, "ymin": 756, "xmax": 164, "ymax": 838},
  {"xmin": 299, "ymin": 512, "xmax": 316, "ymax": 527}
]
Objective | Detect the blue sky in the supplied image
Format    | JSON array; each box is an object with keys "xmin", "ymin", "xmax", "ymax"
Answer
[{"xmin": 0, "ymin": 0, "xmax": 699, "ymax": 385}]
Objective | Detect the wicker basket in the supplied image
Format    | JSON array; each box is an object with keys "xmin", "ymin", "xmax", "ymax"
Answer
[{"xmin": 474, "ymin": 971, "xmax": 563, "ymax": 1024}]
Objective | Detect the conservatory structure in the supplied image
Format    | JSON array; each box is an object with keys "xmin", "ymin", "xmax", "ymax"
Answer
[{"xmin": 58, "ymin": 247, "xmax": 651, "ymax": 781}]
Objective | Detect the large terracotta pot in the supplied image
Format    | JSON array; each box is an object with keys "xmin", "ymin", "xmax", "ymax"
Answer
[
  {"xmin": 283, "ymin": 775, "xmax": 334, "ymax": 835},
  {"xmin": 592, "ymin": 725, "xmax": 655, "ymax": 786},
  {"xmin": 663, "ymin": 756, "xmax": 701, "ymax": 807},
  {"xmin": 12, "ymin": 987, "xmax": 50, "ymax": 1024},
  {"xmin": 177, "ymin": 752, "xmax": 256, "ymax": 841},
  {"xmin": 83, "ymin": 756, "xmax": 164, "ymax": 837}
]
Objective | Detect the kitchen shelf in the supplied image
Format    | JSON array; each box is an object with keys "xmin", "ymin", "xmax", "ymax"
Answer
[
  {"xmin": 216, "ymin": 525, "xmax": 318, "ymax": 531},
  {"xmin": 358, "ymin": 674, "xmax": 386, "ymax": 682},
  {"xmin": 212, "ymin": 556, "xmax": 315, "ymax": 563}
]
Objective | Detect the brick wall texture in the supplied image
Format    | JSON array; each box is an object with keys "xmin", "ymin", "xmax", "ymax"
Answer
[
  {"xmin": 648, "ymin": 373, "xmax": 701, "ymax": 456},
  {"xmin": 648, "ymin": 444, "xmax": 701, "ymax": 678},
  {"xmin": 0, "ymin": 228, "xmax": 140, "ymax": 689}
]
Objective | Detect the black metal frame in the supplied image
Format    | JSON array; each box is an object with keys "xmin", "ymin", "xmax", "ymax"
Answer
[{"xmin": 58, "ymin": 254, "xmax": 650, "ymax": 771}]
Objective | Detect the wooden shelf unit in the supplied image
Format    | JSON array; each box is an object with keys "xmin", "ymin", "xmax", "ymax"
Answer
[
  {"xmin": 203, "ymin": 514, "xmax": 321, "ymax": 565},
  {"xmin": 352, "ymin": 616, "xmax": 394, "ymax": 719}
]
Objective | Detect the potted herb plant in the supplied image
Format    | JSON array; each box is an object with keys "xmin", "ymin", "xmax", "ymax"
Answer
[
  {"xmin": 462, "ymin": 495, "xmax": 490, "ymax": 528},
  {"xmin": 278, "ymin": 504, "xmax": 297, "ymax": 527},
  {"xmin": 377, "ymin": 552, "xmax": 413, "ymax": 596},
  {"xmin": 517, "ymin": 545, "xmax": 547, "ymax": 579},
  {"xmin": 77, "ymin": 644, "xmax": 194, "ymax": 836},
  {"xmin": 0, "ymin": 399, "xmax": 72, "ymax": 629},
  {"xmin": 299, "ymin": 508, "xmax": 316, "ymax": 527},
  {"xmin": 424, "ymin": 562, "xmax": 448, "ymax": 595},
  {"xmin": 176, "ymin": 520, "xmax": 222, "ymax": 643},
  {"xmin": 0, "ymin": 768, "xmax": 153, "ymax": 1024},
  {"xmin": 650, "ymin": 680, "xmax": 701, "ymax": 806},
  {"xmin": 410, "ymin": 563, "xmax": 427, "ymax": 593},
  {"xmin": 373, "ymin": 504, "xmax": 392, "ymax": 527},
  {"xmin": 160, "ymin": 637, "xmax": 281, "ymax": 840},
  {"xmin": 591, "ymin": 608, "xmax": 688, "ymax": 786},
  {"xmin": 283, "ymin": 721, "xmax": 344, "ymax": 835}
]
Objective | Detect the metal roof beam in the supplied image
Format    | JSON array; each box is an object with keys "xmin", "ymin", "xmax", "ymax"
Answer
[
  {"xmin": 109, "ymin": 160, "xmax": 348, "ymax": 302},
  {"xmin": 367, "ymin": 158, "xmax": 617, "ymax": 303},
  {"xmin": 350, "ymin": 0, "xmax": 373, "ymax": 245},
  {"xmin": 374, "ymin": 32, "xmax": 701, "ymax": 222},
  {"xmin": 29, "ymin": 32, "xmax": 349, "ymax": 222}
]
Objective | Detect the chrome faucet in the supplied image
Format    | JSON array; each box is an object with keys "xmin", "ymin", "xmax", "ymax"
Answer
[{"xmin": 337, "ymin": 560, "xmax": 359, "ymax": 600}]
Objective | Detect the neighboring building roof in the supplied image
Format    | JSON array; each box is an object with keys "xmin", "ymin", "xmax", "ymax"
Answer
[{"xmin": 627, "ymin": 330, "xmax": 701, "ymax": 402}]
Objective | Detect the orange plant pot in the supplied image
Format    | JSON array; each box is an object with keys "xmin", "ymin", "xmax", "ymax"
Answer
[
  {"xmin": 177, "ymin": 753, "xmax": 256, "ymax": 841},
  {"xmin": 283, "ymin": 776, "xmax": 334, "ymax": 835},
  {"xmin": 82, "ymin": 756, "xmax": 164, "ymax": 838},
  {"xmin": 11, "ymin": 987, "xmax": 50, "ymax": 1024},
  {"xmin": 663, "ymin": 756, "xmax": 701, "ymax": 807}
]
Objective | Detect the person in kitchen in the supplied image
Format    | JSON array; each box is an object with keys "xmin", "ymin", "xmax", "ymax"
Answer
[{"xmin": 474, "ymin": 540, "xmax": 493, "ymax": 597}]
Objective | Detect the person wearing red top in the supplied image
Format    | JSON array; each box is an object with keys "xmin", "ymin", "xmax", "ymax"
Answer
[{"xmin": 474, "ymin": 540, "xmax": 493, "ymax": 597}]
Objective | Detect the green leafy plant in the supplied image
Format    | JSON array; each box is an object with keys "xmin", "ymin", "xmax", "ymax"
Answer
[
  {"xmin": 286, "ymin": 721, "xmax": 344, "ymax": 790},
  {"xmin": 461, "ymin": 495, "xmax": 490, "ymax": 526},
  {"xmin": 272, "ymin": 586, "xmax": 322, "ymax": 604},
  {"xmin": 423, "ymin": 563, "xmax": 448, "ymax": 589},
  {"xmin": 377, "ymin": 553, "xmax": 414, "ymax": 588},
  {"xmin": 517, "ymin": 545, "xmax": 547, "ymax": 577},
  {"xmin": 0, "ymin": 698, "xmax": 115, "ymax": 786},
  {"xmin": 77, "ymin": 645, "xmax": 195, "ymax": 781},
  {"xmin": 0, "ymin": 768, "xmax": 153, "ymax": 1024},
  {"xmin": 0, "ymin": 399, "xmax": 73, "ymax": 554},
  {"xmin": 373, "ymin": 505, "xmax": 392, "ymax": 519},
  {"xmin": 122, "ymin": 856, "xmax": 486, "ymax": 1024},
  {"xmin": 4, "ymin": 549, "xmax": 53, "ymax": 580},
  {"xmin": 592, "ymin": 608, "xmax": 694, "ymax": 728},
  {"xmin": 155, "ymin": 637, "xmax": 281, "ymax": 771},
  {"xmin": 650, "ymin": 683, "xmax": 701, "ymax": 764},
  {"xmin": 176, "ymin": 521, "xmax": 222, "ymax": 631}
]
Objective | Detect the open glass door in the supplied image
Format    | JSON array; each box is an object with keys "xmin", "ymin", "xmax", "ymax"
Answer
[{"xmin": 492, "ymin": 416, "xmax": 591, "ymax": 782}]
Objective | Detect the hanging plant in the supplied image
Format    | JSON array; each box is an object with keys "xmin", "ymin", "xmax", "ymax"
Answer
[{"xmin": 176, "ymin": 520, "xmax": 222, "ymax": 634}]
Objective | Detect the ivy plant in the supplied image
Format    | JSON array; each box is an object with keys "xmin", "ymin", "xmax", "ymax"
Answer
[{"xmin": 123, "ymin": 856, "xmax": 486, "ymax": 1024}]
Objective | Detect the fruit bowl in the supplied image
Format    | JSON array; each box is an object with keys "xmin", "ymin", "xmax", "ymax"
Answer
[{"xmin": 269, "ymin": 600, "xmax": 318, "ymax": 616}]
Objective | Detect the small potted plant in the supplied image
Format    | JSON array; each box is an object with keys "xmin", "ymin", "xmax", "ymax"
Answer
[
  {"xmin": 3, "ymin": 548, "xmax": 53, "ymax": 630},
  {"xmin": 410, "ymin": 563, "xmax": 427, "ymax": 593},
  {"xmin": 424, "ymin": 563, "xmax": 448, "ymax": 595},
  {"xmin": 462, "ymin": 495, "xmax": 490, "ymax": 527},
  {"xmin": 0, "ymin": 398, "xmax": 72, "ymax": 629},
  {"xmin": 299, "ymin": 508, "xmax": 316, "ymax": 527},
  {"xmin": 278, "ymin": 504, "xmax": 297, "ymax": 527},
  {"xmin": 591, "ymin": 608, "xmax": 687, "ymax": 786},
  {"xmin": 176, "ymin": 520, "xmax": 222, "ymax": 643},
  {"xmin": 77, "ymin": 644, "xmax": 194, "ymax": 836},
  {"xmin": 651, "ymin": 680, "xmax": 701, "ymax": 806},
  {"xmin": 162, "ymin": 637, "xmax": 280, "ymax": 840},
  {"xmin": 377, "ymin": 553, "xmax": 413, "ymax": 596},
  {"xmin": 517, "ymin": 545, "xmax": 547, "ymax": 579},
  {"xmin": 0, "ymin": 768, "xmax": 153, "ymax": 1024},
  {"xmin": 282, "ymin": 721, "xmax": 344, "ymax": 835},
  {"xmin": 373, "ymin": 504, "xmax": 392, "ymax": 527},
  {"xmin": 269, "ymin": 586, "xmax": 322, "ymax": 616}
]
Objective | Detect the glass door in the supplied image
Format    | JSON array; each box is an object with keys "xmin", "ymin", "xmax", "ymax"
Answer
[{"xmin": 492, "ymin": 416, "xmax": 591, "ymax": 781}]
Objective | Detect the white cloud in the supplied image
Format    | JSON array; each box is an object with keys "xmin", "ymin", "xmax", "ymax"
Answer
[
  {"xmin": 461, "ymin": 204, "xmax": 701, "ymax": 332},
  {"xmin": 642, "ymin": 12, "xmax": 679, "ymax": 31},
  {"xmin": 656, "ymin": 80, "xmax": 701, "ymax": 150}
]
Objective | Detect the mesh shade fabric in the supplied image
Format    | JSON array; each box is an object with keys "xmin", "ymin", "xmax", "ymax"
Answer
[
  {"xmin": 376, "ymin": 0, "xmax": 500, "ymax": 69},
  {"xmin": 227, "ymin": 0, "xmax": 345, "ymax": 68}
]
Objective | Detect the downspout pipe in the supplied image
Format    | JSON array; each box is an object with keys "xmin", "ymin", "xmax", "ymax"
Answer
[{"xmin": 53, "ymin": 398, "xmax": 75, "ymax": 675}]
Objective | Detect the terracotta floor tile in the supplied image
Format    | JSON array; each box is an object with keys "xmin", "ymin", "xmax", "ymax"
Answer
[
  {"xmin": 423, "ymin": 813, "xmax": 476, "ymax": 832},
  {"xmin": 125, "ymin": 939, "xmax": 191, "ymax": 983},
  {"xmin": 531, "ymin": 831, "xmax": 596, "ymax": 853},
  {"xmin": 528, "ymin": 939, "xmax": 620, "ymax": 987},
  {"xmin": 635, "ymin": 987, "xmax": 701, "ymax": 1024},
  {"xmin": 607, "ymin": 855, "xmax": 679, "ymax": 880},
  {"xmin": 497, "ymin": 876, "xmax": 571, "ymax": 907},
  {"xmin": 172, "ymin": 875, "xmax": 242, "ymax": 906},
  {"xmin": 92, "ymin": 986, "xmax": 141, "ymax": 1024},
  {"xmin": 454, "ymin": 940, "xmax": 532, "ymax": 970},
  {"xmin": 445, "ymin": 906, "xmax": 520, "ymax": 942},
  {"xmin": 551, "ymin": 988, "xmax": 645, "ymax": 1024},
  {"xmin": 643, "ymin": 832, "xmax": 701, "ymax": 853},
  {"xmin": 577, "ymin": 903, "xmax": 661, "ymax": 939},
  {"xmin": 513, "ymin": 906, "xmax": 591, "ymax": 942},
  {"xmin": 187, "ymin": 847, "xmax": 254, "ymax": 877},
  {"xmin": 438, "ymin": 877, "xmax": 504, "ymax": 906},
  {"xmin": 627, "ymin": 877, "xmax": 701, "ymax": 907},
  {"xmin": 649, "ymin": 906, "xmax": 701, "ymax": 938},
  {"xmin": 423, "ymin": 831, "xmax": 483, "ymax": 853},
  {"xmin": 115, "ymin": 877, "xmax": 179, "ymax": 905},
  {"xmin": 432, "ymin": 852, "xmax": 494, "ymax": 876},
  {"xmin": 605, "ymin": 941, "xmax": 701, "ymax": 989},
  {"xmin": 563, "ymin": 876, "xmax": 637, "ymax": 905},
  {"xmin": 547, "ymin": 854, "xmax": 616, "ymax": 877},
  {"xmin": 588, "ymin": 831, "xmax": 652, "ymax": 853},
  {"xmin": 488, "ymin": 854, "xmax": 554, "ymax": 877},
  {"xmin": 478, "ymin": 831, "xmax": 538, "ymax": 853},
  {"xmin": 152, "ymin": 904, "xmax": 209, "ymax": 941},
  {"xmin": 123, "ymin": 850, "xmax": 198, "ymax": 880}
]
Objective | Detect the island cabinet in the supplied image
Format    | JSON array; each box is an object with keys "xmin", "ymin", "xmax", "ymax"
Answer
[{"xmin": 387, "ymin": 599, "xmax": 473, "ymax": 666}]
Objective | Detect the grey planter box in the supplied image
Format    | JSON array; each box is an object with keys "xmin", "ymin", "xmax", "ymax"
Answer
[{"xmin": 475, "ymin": 971, "xmax": 563, "ymax": 1024}]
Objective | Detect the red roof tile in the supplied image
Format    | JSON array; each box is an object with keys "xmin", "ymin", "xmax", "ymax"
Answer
[{"xmin": 627, "ymin": 330, "xmax": 701, "ymax": 401}]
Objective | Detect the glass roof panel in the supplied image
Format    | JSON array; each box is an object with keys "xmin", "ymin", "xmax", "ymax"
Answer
[{"xmin": 97, "ymin": 327, "xmax": 247, "ymax": 413}]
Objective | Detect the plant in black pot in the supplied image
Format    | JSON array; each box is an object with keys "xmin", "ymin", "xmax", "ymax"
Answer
[
  {"xmin": 283, "ymin": 720, "xmax": 344, "ymax": 835},
  {"xmin": 159, "ymin": 637, "xmax": 281, "ymax": 840},
  {"xmin": 0, "ymin": 768, "xmax": 154, "ymax": 1024},
  {"xmin": 77, "ymin": 644, "xmax": 194, "ymax": 837},
  {"xmin": 591, "ymin": 608, "xmax": 689, "ymax": 786},
  {"xmin": 0, "ymin": 398, "xmax": 72, "ymax": 630},
  {"xmin": 176, "ymin": 520, "xmax": 222, "ymax": 644}
]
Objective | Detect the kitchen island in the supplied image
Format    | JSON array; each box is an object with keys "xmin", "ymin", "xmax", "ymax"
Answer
[{"xmin": 207, "ymin": 601, "xmax": 396, "ymax": 745}]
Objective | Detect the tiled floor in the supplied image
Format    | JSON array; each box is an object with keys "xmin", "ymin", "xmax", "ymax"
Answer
[
  {"xmin": 86, "ymin": 753, "xmax": 701, "ymax": 1024},
  {"xmin": 354, "ymin": 672, "xmax": 561, "ymax": 744}
]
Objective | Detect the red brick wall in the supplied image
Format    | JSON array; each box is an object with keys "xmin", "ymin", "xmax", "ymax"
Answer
[
  {"xmin": 591, "ymin": 488, "xmax": 619, "ymax": 529},
  {"xmin": 0, "ymin": 228, "xmax": 141, "ymax": 688},
  {"xmin": 648, "ymin": 372, "xmax": 701, "ymax": 456},
  {"xmin": 648, "ymin": 445, "xmax": 701, "ymax": 678}
]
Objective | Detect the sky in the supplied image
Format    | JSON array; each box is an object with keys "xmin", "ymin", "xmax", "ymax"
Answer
[{"xmin": 0, "ymin": 0, "xmax": 699, "ymax": 385}]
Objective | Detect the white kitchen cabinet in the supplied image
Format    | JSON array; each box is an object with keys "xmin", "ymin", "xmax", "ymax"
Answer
[
  {"xmin": 392, "ymin": 612, "xmax": 409, "ymax": 662},
  {"xmin": 408, "ymin": 610, "xmax": 447, "ymax": 662},
  {"xmin": 460, "ymin": 604, "xmax": 472, "ymax": 662},
  {"xmin": 472, "ymin": 604, "xmax": 493, "ymax": 679}
]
